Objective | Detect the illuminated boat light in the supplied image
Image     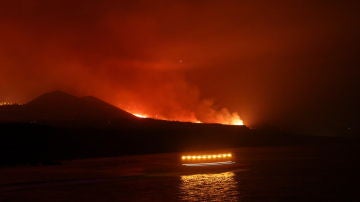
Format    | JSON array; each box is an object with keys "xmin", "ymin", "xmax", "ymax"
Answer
[
  {"xmin": 182, "ymin": 161, "xmax": 235, "ymax": 167},
  {"xmin": 181, "ymin": 153, "xmax": 234, "ymax": 167},
  {"xmin": 181, "ymin": 153, "xmax": 232, "ymax": 161}
]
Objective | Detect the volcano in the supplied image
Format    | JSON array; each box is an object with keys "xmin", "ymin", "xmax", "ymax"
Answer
[{"xmin": 0, "ymin": 91, "xmax": 137, "ymax": 124}]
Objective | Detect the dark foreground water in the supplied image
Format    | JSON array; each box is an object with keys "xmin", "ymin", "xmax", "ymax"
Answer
[{"xmin": 0, "ymin": 145, "xmax": 359, "ymax": 201}]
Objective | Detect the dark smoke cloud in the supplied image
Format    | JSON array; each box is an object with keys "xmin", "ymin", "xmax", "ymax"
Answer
[{"xmin": 0, "ymin": 0, "xmax": 359, "ymax": 134}]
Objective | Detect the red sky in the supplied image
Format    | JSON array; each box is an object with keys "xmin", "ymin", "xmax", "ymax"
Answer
[{"xmin": 0, "ymin": 0, "xmax": 359, "ymax": 134}]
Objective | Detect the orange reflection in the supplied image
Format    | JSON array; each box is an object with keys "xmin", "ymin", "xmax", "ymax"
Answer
[{"xmin": 179, "ymin": 172, "xmax": 239, "ymax": 201}]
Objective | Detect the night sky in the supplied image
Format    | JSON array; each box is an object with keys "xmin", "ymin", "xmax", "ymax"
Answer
[{"xmin": 0, "ymin": 0, "xmax": 359, "ymax": 135}]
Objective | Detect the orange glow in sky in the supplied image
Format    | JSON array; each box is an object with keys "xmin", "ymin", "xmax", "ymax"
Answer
[{"xmin": 1, "ymin": 0, "xmax": 356, "ymax": 133}]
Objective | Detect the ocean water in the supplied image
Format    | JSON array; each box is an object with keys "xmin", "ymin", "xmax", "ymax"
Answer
[
  {"xmin": 179, "ymin": 171, "xmax": 238, "ymax": 201},
  {"xmin": 0, "ymin": 145, "xmax": 359, "ymax": 201}
]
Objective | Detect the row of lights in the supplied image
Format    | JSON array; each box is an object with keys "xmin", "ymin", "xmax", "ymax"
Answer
[
  {"xmin": 0, "ymin": 102, "xmax": 15, "ymax": 106},
  {"xmin": 181, "ymin": 153, "xmax": 232, "ymax": 161}
]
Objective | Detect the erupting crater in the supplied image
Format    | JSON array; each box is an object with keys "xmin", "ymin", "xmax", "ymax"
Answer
[{"xmin": 130, "ymin": 111, "xmax": 244, "ymax": 126}]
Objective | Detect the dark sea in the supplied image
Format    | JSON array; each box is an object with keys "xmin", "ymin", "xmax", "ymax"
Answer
[{"xmin": 0, "ymin": 145, "xmax": 359, "ymax": 201}]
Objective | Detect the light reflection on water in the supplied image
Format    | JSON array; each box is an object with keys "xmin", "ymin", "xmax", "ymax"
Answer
[{"xmin": 179, "ymin": 172, "xmax": 239, "ymax": 201}]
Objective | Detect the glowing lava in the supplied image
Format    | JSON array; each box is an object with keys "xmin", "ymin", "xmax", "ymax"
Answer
[
  {"xmin": 129, "ymin": 110, "xmax": 244, "ymax": 125},
  {"xmin": 130, "ymin": 113, "xmax": 244, "ymax": 126},
  {"xmin": 133, "ymin": 113, "xmax": 148, "ymax": 118},
  {"xmin": 231, "ymin": 118, "xmax": 244, "ymax": 126},
  {"xmin": 127, "ymin": 105, "xmax": 244, "ymax": 125}
]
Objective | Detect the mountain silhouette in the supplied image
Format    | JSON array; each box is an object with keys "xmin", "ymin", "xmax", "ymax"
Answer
[{"xmin": 0, "ymin": 91, "xmax": 136, "ymax": 123}]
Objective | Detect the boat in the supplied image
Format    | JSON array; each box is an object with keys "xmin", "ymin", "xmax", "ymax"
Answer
[{"xmin": 179, "ymin": 152, "xmax": 238, "ymax": 173}]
